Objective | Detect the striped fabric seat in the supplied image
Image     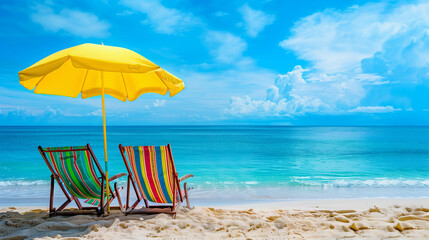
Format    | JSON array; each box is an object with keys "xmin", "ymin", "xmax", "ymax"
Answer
[
  {"xmin": 44, "ymin": 146, "xmax": 104, "ymax": 206},
  {"xmin": 123, "ymin": 146, "xmax": 175, "ymax": 203}
]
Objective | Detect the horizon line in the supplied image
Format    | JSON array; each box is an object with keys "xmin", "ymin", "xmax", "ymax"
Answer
[{"xmin": 2, "ymin": 125, "xmax": 429, "ymax": 127}]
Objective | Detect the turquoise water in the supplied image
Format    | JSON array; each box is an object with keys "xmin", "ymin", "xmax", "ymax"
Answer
[{"xmin": 1, "ymin": 126, "xmax": 429, "ymax": 206}]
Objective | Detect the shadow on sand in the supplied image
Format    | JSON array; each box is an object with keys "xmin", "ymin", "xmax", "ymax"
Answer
[{"xmin": 0, "ymin": 208, "xmax": 157, "ymax": 240}]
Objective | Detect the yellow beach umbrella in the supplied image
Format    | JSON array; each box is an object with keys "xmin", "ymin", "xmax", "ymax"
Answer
[{"xmin": 19, "ymin": 43, "xmax": 185, "ymax": 213}]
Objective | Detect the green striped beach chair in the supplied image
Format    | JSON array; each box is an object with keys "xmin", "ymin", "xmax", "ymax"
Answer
[
  {"xmin": 118, "ymin": 144, "xmax": 193, "ymax": 217},
  {"xmin": 38, "ymin": 144, "xmax": 126, "ymax": 216}
]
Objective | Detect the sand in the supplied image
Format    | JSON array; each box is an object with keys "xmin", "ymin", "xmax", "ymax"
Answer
[{"xmin": 1, "ymin": 198, "xmax": 429, "ymax": 239}]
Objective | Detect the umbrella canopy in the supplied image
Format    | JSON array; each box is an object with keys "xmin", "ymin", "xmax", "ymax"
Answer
[
  {"xmin": 18, "ymin": 43, "xmax": 185, "ymax": 213},
  {"xmin": 19, "ymin": 43, "xmax": 184, "ymax": 101}
]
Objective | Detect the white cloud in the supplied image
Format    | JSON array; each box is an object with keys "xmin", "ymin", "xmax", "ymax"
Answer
[
  {"xmin": 120, "ymin": 0, "xmax": 200, "ymax": 34},
  {"xmin": 64, "ymin": 109, "xmax": 104, "ymax": 117},
  {"xmin": 0, "ymin": 107, "xmax": 35, "ymax": 117},
  {"xmin": 280, "ymin": 2, "xmax": 429, "ymax": 75},
  {"xmin": 225, "ymin": 65, "xmax": 372, "ymax": 116},
  {"xmin": 205, "ymin": 31, "xmax": 252, "ymax": 66},
  {"xmin": 88, "ymin": 109, "xmax": 102, "ymax": 116},
  {"xmin": 248, "ymin": 1, "xmax": 429, "ymax": 117},
  {"xmin": 158, "ymin": 65, "xmax": 277, "ymax": 122},
  {"xmin": 153, "ymin": 99, "xmax": 166, "ymax": 107},
  {"xmin": 349, "ymin": 106, "xmax": 401, "ymax": 113},
  {"xmin": 361, "ymin": 10, "xmax": 429, "ymax": 83},
  {"xmin": 31, "ymin": 5, "xmax": 110, "ymax": 38},
  {"xmin": 0, "ymin": 106, "xmax": 104, "ymax": 118},
  {"xmin": 238, "ymin": 4, "xmax": 275, "ymax": 37},
  {"xmin": 279, "ymin": 3, "xmax": 406, "ymax": 73},
  {"xmin": 226, "ymin": 95, "xmax": 323, "ymax": 117}
]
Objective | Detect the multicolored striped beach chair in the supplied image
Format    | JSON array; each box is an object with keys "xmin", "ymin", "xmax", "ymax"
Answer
[
  {"xmin": 118, "ymin": 144, "xmax": 193, "ymax": 216},
  {"xmin": 38, "ymin": 144, "xmax": 126, "ymax": 216}
]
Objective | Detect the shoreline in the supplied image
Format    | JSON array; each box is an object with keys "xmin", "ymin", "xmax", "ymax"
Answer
[
  {"xmin": 219, "ymin": 197, "xmax": 429, "ymax": 210},
  {"xmin": 2, "ymin": 183, "xmax": 429, "ymax": 208},
  {"xmin": 1, "ymin": 197, "xmax": 428, "ymax": 239},
  {"xmin": 2, "ymin": 196, "xmax": 429, "ymax": 208},
  {"xmin": 1, "ymin": 197, "xmax": 428, "ymax": 210}
]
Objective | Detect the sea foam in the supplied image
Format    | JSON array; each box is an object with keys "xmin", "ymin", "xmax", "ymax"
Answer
[{"xmin": 0, "ymin": 180, "xmax": 50, "ymax": 186}]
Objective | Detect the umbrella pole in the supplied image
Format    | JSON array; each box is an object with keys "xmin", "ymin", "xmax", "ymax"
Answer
[{"xmin": 101, "ymin": 72, "xmax": 110, "ymax": 214}]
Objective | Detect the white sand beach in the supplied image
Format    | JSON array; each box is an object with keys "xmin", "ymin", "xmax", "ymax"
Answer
[{"xmin": 1, "ymin": 198, "xmax": 428, "ymax": 239}]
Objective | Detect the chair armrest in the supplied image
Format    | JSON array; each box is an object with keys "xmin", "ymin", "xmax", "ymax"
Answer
[
  {"xmin": 179, "ymin": 174, "xmax": 194, "ymax": 182},
  {"xmin": 108, "ymin": 173, "xmax": 127, "ymax": 182}
]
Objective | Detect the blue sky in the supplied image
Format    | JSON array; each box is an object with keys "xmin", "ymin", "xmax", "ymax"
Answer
[{"xmin": 1, "ymin": 0, "xmax": 429, "ymax": 125}]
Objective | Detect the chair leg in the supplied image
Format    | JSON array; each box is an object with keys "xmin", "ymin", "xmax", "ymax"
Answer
[
  {"xmin": 184, "ymin": 182, "xmax": 190, "ymax": 209},
  {"xmin": 126, "ymin": 200, "xmax": 140, "ymax": 215},
  {"xmin": 48, "ymin": 175, "xmax": 75, "ymax": 216},
  {"xmin": 99, "ymin": 177, "xmax": 105, "ymax": 216},
  {"xmin": 114, "ymin": 182, "xmax": 123, "ymax": 211},
  {"xmin": 126, "ymin": 176, "xmax": 131, "ymax": 210},
  {"xmin": 74, "ymin": 197, "xmax": 83, "ymax": 209},
  {"xmin": 49, "ymin": 175, "xmax": 55, "ymax": 216},
  {"xmin": 56, "ymin": 199, "xmax": 72, "ymax": 213}
]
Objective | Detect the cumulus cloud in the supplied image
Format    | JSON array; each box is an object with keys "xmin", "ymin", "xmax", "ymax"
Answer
[
  {"xmin": 205, "ymin": 31, "xmax": 252, "ymax": 66},
  {"xmin": 361, "ymin": 27, "xmax": 429, "ymax": 83},
  {"xmin": 238, "ymin": 1, "xmax": 429, "ymax": 117},
  {"xmin": 360, "ymin": 2, "xmax": 429, "ymax": 84},
  {"xmin": 31, "ymin": 5, "xmax": 110, "ymax": 38},
  {"xmin": 225, "ymin": 66, "xmax": 371, "ymax": 116},
  {"xmin": 238, "ymin": 4, "xmax": 275, "ymax": 37},
  {"xmin": 120, "ymin": 0, "xmax": 200, "ymax": 34},
  {"xmin": 279, "ymin": 2, "xmax": 421, "ymax": 73}
]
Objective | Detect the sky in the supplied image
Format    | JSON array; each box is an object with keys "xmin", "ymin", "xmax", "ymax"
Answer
[{"xmin": 1, "ymin": 0, "xmax": 429, "ymax": 125}]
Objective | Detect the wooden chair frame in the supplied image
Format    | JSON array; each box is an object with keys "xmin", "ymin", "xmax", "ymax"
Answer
[
  {"xmin": 118, "ymin": 144, "xmax": 193, "ymax": 217},
  {"xmin": 39, "ymin": 144, "xmax": 126, "ymax": 217}
]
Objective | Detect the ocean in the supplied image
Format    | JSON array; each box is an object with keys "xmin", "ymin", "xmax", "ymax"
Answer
[{"xmin": 1, "ymin": 126, "xmax": 429, "ymax": 206}]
